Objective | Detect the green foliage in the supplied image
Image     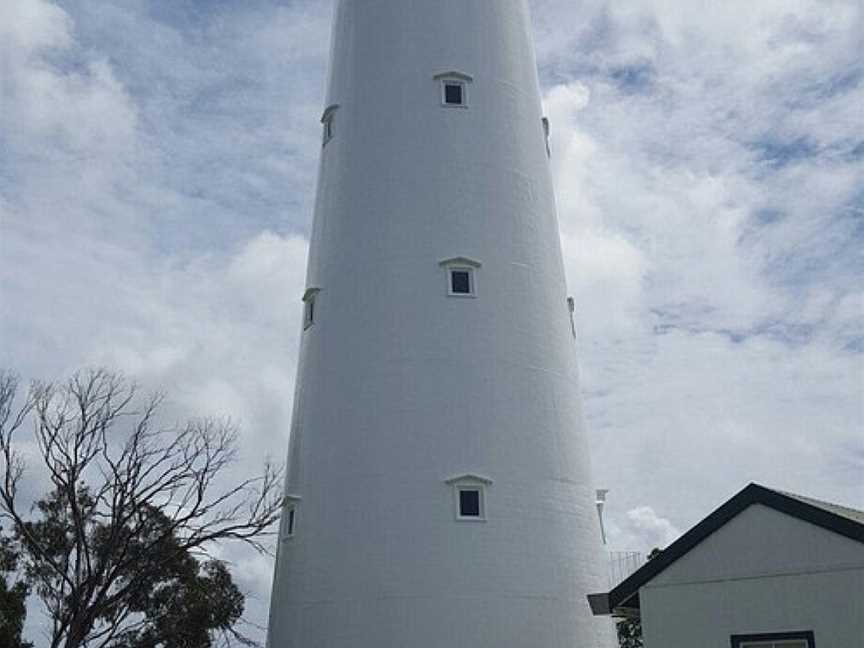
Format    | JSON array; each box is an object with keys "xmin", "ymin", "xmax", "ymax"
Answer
[
  {"xmin": 0, "ymin": 527, "xmax": 30, "ymax": 648},
  {"xmin": 615, "ymin": 548, "xmax": 663, "ymax": 648},
  {"xmin": 0, "ymin": 370, "xmax": 282, "ymax": 648},
  {"xmin": 616, "ymin": 616, "xmax": 643, "ymax": 648},
  {"xmin": 102, "ymin": 507, "xmax": 245, "ymax": 648},
  {"xmin": 20, "ymin": 491, "xmax": 245, "ymax": 648},
  {"xmin": 108, "ymin": 559, "xmax": 244, "ymax": 648}
]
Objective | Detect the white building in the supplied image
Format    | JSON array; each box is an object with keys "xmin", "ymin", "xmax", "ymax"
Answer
[
  {"xmin": 265, "ymin": 1, "xmax": 614, "ymax": 646},
  {"xmin": 588, "ymin": 483, "xmax": 864, "ymax": 648}
]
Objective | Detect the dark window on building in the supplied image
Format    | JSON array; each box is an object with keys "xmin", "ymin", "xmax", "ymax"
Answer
[
  {"xmin": 286, "ymin": 508, "xmax": 296, "ymax": 536},
  {"xmin": 444, "ymin": 82, "xmax": 464, "ymax": 105},
  {"xmin": 731, "ymin": 631, "xmax": 815, "ymax": 648},
  {"xmin": 322, "ymin": 114, "xmax": 335, "ymax": 145},
  {"xmin": 459, "ymin": 489, "xmax": 481, "ymax": 517},
  {"xmin": 304, "ymin": 297, "xmax": 315, "ymax": 329},
  {"xmin": 451, "ymin": 270, "xmax": 472, "ymax": 294}
]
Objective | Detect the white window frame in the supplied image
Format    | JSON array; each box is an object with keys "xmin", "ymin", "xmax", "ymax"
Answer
[
  {"xmin": 448, "ymin": 266, "xmax": 476, "ymax": 297},
  {"xmin": 439, "ymin": 257, "xmax": 482, "ymax": 298},
  {"xmin": 282, "ymin": 494, "xmax": 301, "ymax": 541},
  {"xmin": 732, "ymin": 632, "xmax": 815, "ymax": 648},
  {"xmin": 433, "ymin": 71, "xmax": 473, "ymax": 109},
  {"xmin": 542, "ymin": 117, "xmax": 551, "ymax": 157},
  {"xmin": 321, "ymin": 104, "xmax": 339, "ymax": 146},
  {"xmin": 444, "ymin": 473, "xmax": 493, "ymax": 522},
  {"xmin": 442, "ymin": 80, "xmax": 467, "ymax": 107},
  {"xmin": 303, "ymin": 287, "xmax": 320, "ymax": 330}
]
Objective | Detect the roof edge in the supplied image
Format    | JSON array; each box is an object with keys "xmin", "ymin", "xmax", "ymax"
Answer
[{"xmin": 589, "ymin": 482, "xmax": 864, "ymax": 616}]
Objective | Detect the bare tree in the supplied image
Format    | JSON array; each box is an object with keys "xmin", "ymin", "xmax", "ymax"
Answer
[{"xmin": 0, "ymin": 369, "xmax": 283, "ymax": 648}]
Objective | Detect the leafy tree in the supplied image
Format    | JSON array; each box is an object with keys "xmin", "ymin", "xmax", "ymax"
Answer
[
  {"xmin": 0, "ymin": 526, "xmax": 30, "ymax": 648},
  {"xmin": 616, "ymin": 548, "xmax": 663, "ymax": 648},
  {"xmin": 0, "ymin": 370, "xmax": 283, "ymax": 648}
]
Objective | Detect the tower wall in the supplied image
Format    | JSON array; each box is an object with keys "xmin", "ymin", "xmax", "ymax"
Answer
[{"xmin": 267, "ymin": 1, "xmax": 614, "ymax": 646}]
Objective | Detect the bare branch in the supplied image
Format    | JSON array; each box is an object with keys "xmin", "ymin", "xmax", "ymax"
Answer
[{"xmin": 0, "ymin": 369, "xmax": 284, "ymax": 648}]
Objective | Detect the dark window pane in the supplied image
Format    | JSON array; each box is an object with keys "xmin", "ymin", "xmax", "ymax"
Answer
[
  {"xmin": 451, "ymin": 271, "xmax": 471, "ymax": 294},
  {"xmin": 304, "ymin": 299, "xmax": 315, "ymax": 328},
  {"xmin": 445, "ymin": 83, "xmax": 463, "ymax": 105},
  {"xmin": 287, "ymin": 509, "xmax": 295, "ymax": 535},
  {"xmin": 459, "ymin": 489, "xmax": 481, "ymax": 517}
]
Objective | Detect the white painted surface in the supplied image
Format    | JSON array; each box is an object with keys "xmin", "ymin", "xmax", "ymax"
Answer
[
  {"xmin": 641, "ymin": 505, "xmax": 864, "ymax": 648},
  {"xmin": 265, "ymin": 1, "xmax": 614, "ymax": 646}
]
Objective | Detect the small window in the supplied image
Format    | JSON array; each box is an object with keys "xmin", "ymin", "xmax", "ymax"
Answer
[
  {"xmin": 321, "ymin": 105, "xmax": 339, "ymax": 147},
  {"xmin": 304, "ymin": 298, "xmax": 315, "ymax": 329},
  {"xmin": 444, "ymin": 82, "xmax": 464, "ymax": 106},
  {"xmin": 439, "ymin": 257, "xmax": 481, "ymax": 297},
  {"xmin": 286, "ymin": 507, "xmax": 296, "ymax": 536},
  {"xmin": 732, "ymin": 632, "xmax": 815, "ymax": 648},
  {"xmin": 282, "ymin": 494, "xmax": 301, "ymax": 540},
  {"xmin": 542, "ymin": 117, "xmax": 551, "ymax": 157},
  {"xmin": 445, "ymin": 473, "xmax": 492, "ymax": 522},
  {"xmin": 434, "ymin": 71, "xmax": 473, "ymax": 108},
  {"xmin": 459, "ymin": 489, "xmax": 481, "ymax": 518},
  {"xmin": 302, "ymin": 287, "xmax": 320, "ymax": 330},
  {"xmin": 450, "ymin": 269, "xmax": 472, "ymax": 295}
]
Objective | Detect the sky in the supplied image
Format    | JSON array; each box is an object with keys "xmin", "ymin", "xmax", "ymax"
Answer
[{"xmin": 1, "ymin": 0, "xmax": 862, "ymax": 644}]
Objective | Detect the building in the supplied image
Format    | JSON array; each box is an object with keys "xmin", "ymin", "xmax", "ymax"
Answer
[
  {"xmin": 265, "ymin": 1, "xmax": 614, "ymax": 646},
  {"xmin": 588, "ymin": 483, "xmax": 864, "ymax": 648}
]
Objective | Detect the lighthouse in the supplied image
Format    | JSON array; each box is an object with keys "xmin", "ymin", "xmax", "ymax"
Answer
[{"xmin": 266, "ymin": 1, "xmax": 614, "ymax": 646}]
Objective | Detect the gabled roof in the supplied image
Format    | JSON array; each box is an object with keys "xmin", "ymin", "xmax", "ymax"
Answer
[
  {"xmin": 432, "ymin": 70, "xmax": 474, "ymax": 82},
  {"xmin": 320, "ymin": 104, "xmax": 339, "ymax": 123},
  {"xmin": 588, "ymin": 483, "xmax": 864, "ymax": 616},
  {"xmin": 444, "ymin": 473, "xmax": 494, "ymax": 485},
  {"xmin": 780, "ymin": 490, "xmax": 864, "ymax": 525},
  {"xmin": 438, "ymin": 256, "xmax": 482, "ymax": 269}
]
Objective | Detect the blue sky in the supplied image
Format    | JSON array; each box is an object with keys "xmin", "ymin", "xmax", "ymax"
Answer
[{"xmin": 1, "ymin": 0, "xmax": 862, "ymax": 644}]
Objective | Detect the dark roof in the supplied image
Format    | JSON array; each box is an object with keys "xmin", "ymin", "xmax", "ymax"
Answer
[
  {"xmin": 780, "ymin": 490, "xmax": 864, "ymax": 525},
  {"xmin": 588, "ymin": 483, "xmax": 864, "ymax": 616}
]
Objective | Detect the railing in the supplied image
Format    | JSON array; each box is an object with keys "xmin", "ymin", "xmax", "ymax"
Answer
[{"xmin": 607, "ymin": 551, "xmax": 645, "ymax": 588}]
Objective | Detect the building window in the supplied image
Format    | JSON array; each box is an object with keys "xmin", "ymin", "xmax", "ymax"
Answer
[
  {"xmin": 303, "ymin": 288, "xmax": 320, "ymax": 330},
  {"xmin": 445, "ymin": 473, "xmax": 493, "ymax": 522},
  {"xmin": 459, "ymin": 488, "xmax": 482, "ymax": 518},
  {"xmin": 732, "ymin": 631, "xmax": 815, "ymax": 648},
  {"xmin": 444, "ymin": 81, "xmax": 465, "ymax": 106},
  {"xmin": 282, "ymin": 495, "xmax": 301, "ymax": 540},
  {"xmin": 438, "ymin": 257, "xmax": 482, "ymax": 298},
  {"xmin": 433, "ymin": 71, "xmax": 473, "ymax": 108},
  {"xmin": 286, "ymin": 507, "xmax": 296, "ymax": 536},
  {"xmin": 321, "ymin": 104, "xmax": 339, "ymax": 146},
  {"xmin": 450, "ymin": 268, "xmax": 473, "ymax": 295},
  {"xmin": 304, "ymin": 299, "xmax": 315, "ymax": 329},
  {"xmin": 542, "ymin": 117, "xmax": 551, "ymax": 157}
]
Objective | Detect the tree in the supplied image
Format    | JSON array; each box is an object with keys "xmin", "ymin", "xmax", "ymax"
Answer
[
  {"xmin": 0, "ymin": 525, "xmax": 30, "ymax": 648},
  {"xmin": 616, "ymin": 548, "xmax": 663, "ymax": 648},
  {"xmin": 0, "ymin": 369, "xmax": 283, "ymax": 648}
]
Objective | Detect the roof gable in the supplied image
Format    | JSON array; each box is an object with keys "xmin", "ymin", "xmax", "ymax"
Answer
[
  {"xmin": 444, "ymin": 473, "xmax": 493, "ymax": 485},
  {"xmin": 589, "ymin": 483, "xmax": 864, "ymax": 615},
  {"xmin": 651, "ymin": 502, "xmax": 864, "ymax": 587},
  {"xmin": 439, "ymin": 256, "xmax": 482, "ymax": 269}
]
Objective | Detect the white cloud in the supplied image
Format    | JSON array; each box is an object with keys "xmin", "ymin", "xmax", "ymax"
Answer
[
  {"xmin": 608, "ymin": 505, "xmax": 682, "ymax": 553},
  {"xmin": 1, "ymin": 0, "xmax": 862, "ymax": 645},
  {"xmin": 535, "ymin": 0, "xmax": 862, "ymax": 547}
]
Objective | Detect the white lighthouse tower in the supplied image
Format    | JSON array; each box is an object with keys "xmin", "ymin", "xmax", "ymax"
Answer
[{"xmin": 266, "ymin": 1, "xmax": 614, "ymax": 646}]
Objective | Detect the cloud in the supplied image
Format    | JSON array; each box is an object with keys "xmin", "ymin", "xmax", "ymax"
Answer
[
  {"xmin": 1, "ymin": 0, "xmax": 862, "ymax": 645},
  {"xmin": 535, "ymin": 0, "xmax": 863, "ymax": 546},
  {"xmin": 608, "ymin": 505, "xmax": 682, "ymax": 553}
]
